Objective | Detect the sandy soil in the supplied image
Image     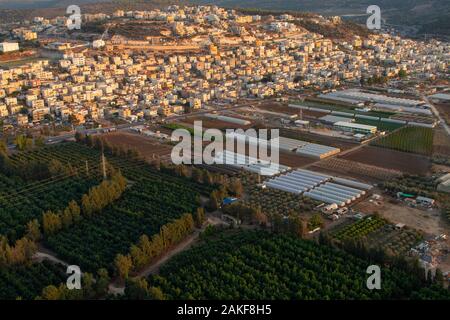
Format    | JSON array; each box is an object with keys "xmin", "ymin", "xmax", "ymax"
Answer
[{"xmin": 354, "ymin": 197, "xmax": 449, "ymax": 236}]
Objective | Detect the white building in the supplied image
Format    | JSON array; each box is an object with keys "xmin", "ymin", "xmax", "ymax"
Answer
[{"xmin": 0, "ymin": 42, "xmax": 19, "ymax": 53}]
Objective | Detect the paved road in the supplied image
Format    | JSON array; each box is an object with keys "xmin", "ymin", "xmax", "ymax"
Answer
[
  {"xmin": 39, "ymin": 100, "xmax": 261, "ymax": 146},
  {"xmin": 33, "ymin": 251, "xmax": 69, "ymax": 267},
  {"xmin": 422, "ymin": 95, "xmax": 450, "ymax": 136},
  {"xmin": 108, "ymin": 216, "xmax": 227, "ymax": 295}
]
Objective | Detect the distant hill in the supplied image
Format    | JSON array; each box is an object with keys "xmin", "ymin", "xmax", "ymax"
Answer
[
  {"xmin": 0, "ymin": 0, "xmax": 101, "ymax": 10},
  {"xmin": 0, "ymin": 1, "xmax": 185, "ymax": 23},
  {"xmin": 1, "ymin": 0, "xmax": 448, "ymax": 37},
  {"xmin": 190, "ymin": 0, "xmax": 450, "ymax": 36}
]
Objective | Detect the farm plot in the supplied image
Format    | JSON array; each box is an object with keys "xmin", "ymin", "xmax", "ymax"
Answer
[
  {"xmin": 354, "ymin": 118, "xmax": 404, "ymax": 132},
  {"xmin": 366, "ymin": 225, "xmax": 423, "ymax": 256},
  {"xmin": 433, "ymin": 128, "xmax": 450, "ymax": 157},
  {"xmin": 340, "ymin": 146, "xmax": 431, "ymax": 175},
  {"xmin": 146, "ymin": 229, "xmax": 450, "ymax": 300},
  {"xmin": 332, "ymin": 215, "xmax": 387, "ymax": 241},
  {"xmin": 312, "ymin": 157, "xmax": 402, "ymax": 181},
  {"xmin": 43, "ymin": 160, "xmax": 207, "ymax": 273},
  {"xmin": 243, "ymin": 185, "xmax": 318, "ymax": 218},
  {"xmin": 370, "ymin": 126, "xmax": 434, "ymax": 156},
  {"xmin": 101, "ymin": 132, "xmax": 172, "ymax": 162},
  {"xmin": 0, "ymin": 261, "xmax": 66, "ymax": 300},
  {"xmin": 0, "ymin": 173, "xmax": 99, "ymax": 241}
]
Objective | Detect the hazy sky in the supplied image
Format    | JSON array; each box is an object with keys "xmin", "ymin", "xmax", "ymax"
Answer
[{"xmin": 0, "ymin": 0, "xmax": 100, "ymax": 9}]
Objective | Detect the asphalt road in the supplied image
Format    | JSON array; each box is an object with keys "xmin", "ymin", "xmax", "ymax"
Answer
[
  {"xmin": 422, "ymin": 95, "xmax": 450, "ymax": 136},
  {"xmin": 41, "ymin": 100, "xmax": 262, "ymax": 145}
]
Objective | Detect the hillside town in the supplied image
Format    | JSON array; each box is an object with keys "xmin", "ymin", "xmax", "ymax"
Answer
[{"xmin": 0, "ymin": 5, "xmax": 448, "ymax": 128}]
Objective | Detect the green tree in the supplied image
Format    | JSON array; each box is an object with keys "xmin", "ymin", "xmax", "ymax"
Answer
[
  {"xmin": 25, "ymin": 219, "xmax": 41, "ymax": 241},
  {"xmin": 95, "ymin": 268, "xmax": 110, "ymax": 296},
  {"xmin": 40, "ymin": 285, "xmax": 61, "ymax": 300},
  {"xmin": 398, "ymin": 69, "xmax": 407, "ymax": 78},
  {"xmin": 15, "ymin": 135, "xmax": 32, "ymax": 151},
  {"xmin": 194, "ymin": 207, "xmax": 206, "ymax": 228},
  {"xmin": 115, "ymin": 254, "xmax": 133, "ymax": 280}
]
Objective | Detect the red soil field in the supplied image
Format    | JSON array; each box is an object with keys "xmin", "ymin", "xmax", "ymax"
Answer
[
  {"xmin": 339, "ymin": 145, "xmax": 431, "ymax": 175},
  {"xmin": 102, "ymin": 131, "xmax": 173, "ymax": 162}
]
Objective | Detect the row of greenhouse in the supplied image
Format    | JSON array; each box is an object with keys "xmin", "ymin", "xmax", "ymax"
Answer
[
  {"xmin": 263, "ymin": 169, "xmax": 373, "ymax": 206},
  {"xmin": 225, "ymin": 132, "xmax": 341, "ymax": 159},
  {"xmin": 214, "ymin": 150, "xmax": 290, "ymax": 176}
]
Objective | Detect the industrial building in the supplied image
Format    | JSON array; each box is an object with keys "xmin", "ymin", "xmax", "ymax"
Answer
[
  {"xmin": 319, "ymin": 115, "xmax": 354, "ymax": 124},
  {"xmin": 0, "ymin": 42, "xmax": 19, "ymax": 53},
  {"xmin": 333, "ymin": 121, "xmax": 377, "ymax": 134},
  {"xmin": 264, "ymin": 169, "xmax": 372, "ymax": 206}
]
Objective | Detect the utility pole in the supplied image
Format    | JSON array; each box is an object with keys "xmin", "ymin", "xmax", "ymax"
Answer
[
  {"xmin": 85, "ymin": 160, "xmax": 89, "ymax": 176},
  {"xmin": 100, "ymin": 138, "xmax": 107, "ymax": 180},
  {"xmin": 101, "ymin": 153, "xmax": 107, "ymax": 180}
]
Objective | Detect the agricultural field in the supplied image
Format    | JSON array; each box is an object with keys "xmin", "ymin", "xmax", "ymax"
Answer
[
  {"xmin": 0, "ymin": 261, "xmax": 66, "ymax": 300},
  {"xmin": 340, "ymin": 145, "xmax": 431, "ymax": 175},
  {"xmin": 146, "ymin": 229, "xmax": 450, "ymax": 300},
  {"xmin": 101, "ymin": 132, "xmax": 172, "ymax": 163},
  {"xmin": 0, "ymin": 141, "xmax": 218, "ymax": 274},
  {"xmin": 433, "ymin": 128, "xmax": 450, "ymax": 158},
  {"xmin": 0, "ymin": 172, "xmax": 99, "ymax": 241},
  {"xmin": 45, "ymin": 168, "xmax": 203, "ymax": 273},
  {"xmin": 382, "ymin": 175, "xmax": 438, "ymax": 198},
  {"xmin": 366, "ymin": 225, "xmax": 423, "ymax": 256},
  {"xmin": 243, "ymin": 184, "xmax": 318, "ymax": 218},
  {"xmin": 434, "ymin": 102, "xmax": 450, "ymax": 126},
  {"xmin": 312, "ymin": 157, "xmax": 402, "ymax": 182},
  {"xmin": 332, "ymin": 215, "xmax": 387, "ymax": 241},
  {"xmin": 354, "ymin": 118, "xmax": 404, "ymax": 132},
  {"xmin": 370, "ymin": 126, "xmax": 434, "ymax": 156},
  {"xmin": 4, "ymin": 142, "xmax": 214, "ymax": 273}
]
